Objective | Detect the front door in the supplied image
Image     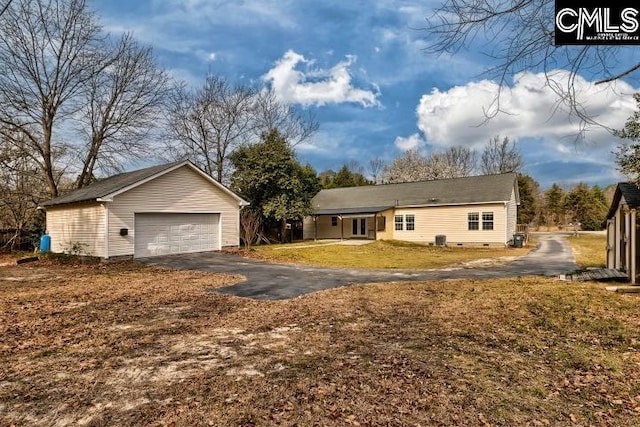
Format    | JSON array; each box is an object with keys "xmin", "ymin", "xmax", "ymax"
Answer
[{"xmin": 352, "ymin": 218, "xmax": 367, "ymax": 237}]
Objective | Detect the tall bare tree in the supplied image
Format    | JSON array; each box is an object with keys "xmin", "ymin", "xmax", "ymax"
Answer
[
  {"xmin": 480, "ymin": 135, "xmax": 523, "ymax": 175},
  {"xmin": 166, "ymin": 76, "xmax": 258, "ymax": 183},
  {"xmin": 0, "ymin": 0, "xmax": 13, "ymax": 17},
  {"xmin": 253, "ymin": 89, "xmax": 318, "ymax": 146},
  {"xmin": 167, "ymin": 76, "xmax": 318, "ymax": 183},
  {"xmin": 0, "ymin": 0, "xmax": 103, "ymax": 197},
  {"xmin": 367, "ymin": 157, "xmax": 386, "ymax": 184},
  {"xmin": 0, "ymin": 0, "xmax": 167, "ymax": 197},
  {"xmin": 443, "ymin": 146, "xmax": 476, "ymax": 176},
  {"xmin": 75, "ymin": 33, "xmax": 169, "ymax": 188}
]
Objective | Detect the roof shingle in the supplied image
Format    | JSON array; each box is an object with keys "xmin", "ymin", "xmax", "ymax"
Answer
[
  {"xmin": 311, "ymin": 173, "xmax": 518, "ymax": 214},
  {"xmin": 40, "ymin": 161, "xmax": 186, "ymax": 207},
  {"xmin": 606, "ymin": 182, "xmax": 640, "ymax": 220}
]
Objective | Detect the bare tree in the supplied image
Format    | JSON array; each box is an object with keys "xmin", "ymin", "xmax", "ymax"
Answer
[
  {"xmin": 424, "ymin": 1, "xmax": 638, "ymax": 125},
  {"xmin": 166, "ymin": 76, "xmax": 258, "ymax": 183},
  {"xmin": 75, "ymin": 34, "xmax": 169, "ymax": 188},
  {"xmin": 0, "ymin": 132, "xmax": 44, "ymax": 249},
  {"xmin": 240, "ymin": 209, "xmax": 261, "ymax": 250},
  {"xmin": 0, "ymin": 0, "xmax": 104, "ymax": 198},
  {"xmin": 480, "ymin": 135, "xmax": 523, "ymax": 175},
  {"xmin": 443, "ymin": 146, "xmax": 476, "ymax": 176},
  {"xmin": 0, "ymin": 0, "xmax": 13, "ymax": 17},
  {"xmin": 367, "ymin": 157, "xmax": 386, "ymax": 184},
  {"xmin": 253, "ymin": 89, "xmax": 318, "ymax": 146},
  {"xmin": 167, "ymin": 76, "xmax": 318, "ymax": 183}
]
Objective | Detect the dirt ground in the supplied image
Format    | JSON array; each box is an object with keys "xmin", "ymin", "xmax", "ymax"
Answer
[{"xmin": 1, "ymin": 254, "xmax": 640, "ymax": 426}]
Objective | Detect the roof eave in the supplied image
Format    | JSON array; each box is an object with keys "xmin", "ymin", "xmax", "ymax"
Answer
[{"xmin": 397, "ymin": 200, "xmax": 509, "ymax": 208}]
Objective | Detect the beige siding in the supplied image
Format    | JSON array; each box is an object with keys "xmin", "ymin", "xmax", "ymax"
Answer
[
  {"xmin": 393, "ymin": 203, "xmax": 508, "ymax": 245},
  {"xmin": 107, "ymin": 166, "xmax": 240, "ymax": 257},
  {"xmin": 45, "ymin": 203, "xmax": 105, "ymax": 257},
  {"xmin": 303, "ymin": 215, "xmax": 344, "ymax": 239},
  {"xmin": 506, "ymin": 188, "xmax": 518, "ymax": 243},
  {"xmin": 375, "ymin": 209, "xmax": 394, "ymax": 240},
  {"xmin": 303, "ymin": 215, "xmax": 383, "ymax": 240}
]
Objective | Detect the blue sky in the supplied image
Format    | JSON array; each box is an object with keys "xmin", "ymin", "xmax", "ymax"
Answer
[{"xmin": 93, "ymin": 0, "xmax": 640, "ymax": 188}]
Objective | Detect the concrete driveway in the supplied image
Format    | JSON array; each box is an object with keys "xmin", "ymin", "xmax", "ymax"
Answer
[{"xmin": 140, "ymin": 234, "xmax": 577, "ymax": 300}]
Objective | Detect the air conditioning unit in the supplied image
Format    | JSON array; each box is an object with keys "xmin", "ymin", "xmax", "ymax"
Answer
[{"xmin": 435, "ymin": 235, "xmax": 446, "ymax": 246}]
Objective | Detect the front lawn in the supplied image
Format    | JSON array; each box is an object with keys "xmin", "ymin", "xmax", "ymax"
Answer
[
  {"xmin": 566, "ymin": 233, "xmax": 607, "ymax": 269},
  {"xmin": 250, "ymin": 239, "xmax": 531, "ymax": 269},
  {"xmin": 2, "ymin": 258, "xmax": 640, "ymax": 425}
]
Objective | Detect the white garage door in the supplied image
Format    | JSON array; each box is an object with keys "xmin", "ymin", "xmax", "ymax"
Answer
[{"xmin": 134, "ymin": 213, "xmax": 220, "ymax": 258}]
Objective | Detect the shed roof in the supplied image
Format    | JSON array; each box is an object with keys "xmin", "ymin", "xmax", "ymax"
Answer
[
  {"xmin": 606, "ymin": 182, "xmax": 640, "ymax": 220},
  {"xmin": 40, "ymin": 160, "xmax": 247, "ymax": 207},
  {"xmin": 311, "ymin": 173, "xmax": 518, "ymax": 215}
]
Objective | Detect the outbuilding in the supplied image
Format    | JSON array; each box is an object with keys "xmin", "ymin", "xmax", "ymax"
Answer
[
  {"xmin": 604, "ymin": 182, "xmax": 640, "ymax": 283},
  {"xmin": 40, "ymin": 160, "xmax": 248, "ymax": 259}
]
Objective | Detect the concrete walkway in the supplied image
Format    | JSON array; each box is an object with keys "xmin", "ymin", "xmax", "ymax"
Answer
[{"xmin": 140, "ymin": 234, "xmax": 577, "ymax": 300}]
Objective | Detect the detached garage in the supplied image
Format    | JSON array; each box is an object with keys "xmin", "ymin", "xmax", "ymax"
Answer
[{"xmin": 40, "ymin": 160, "xmax": 248, "ymax": 259}]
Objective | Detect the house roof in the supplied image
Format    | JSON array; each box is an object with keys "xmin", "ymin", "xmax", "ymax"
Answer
[
  {"xmin": 40, "ymin": 160, "xmax": 248, "ymax": 208},
  {"xmin": 311, "ymin": 173, "xmax": 519, "ymax": 215},
  {"xmin": 605, "ymin": 182, "xmax": 640, "ymax": 220}
]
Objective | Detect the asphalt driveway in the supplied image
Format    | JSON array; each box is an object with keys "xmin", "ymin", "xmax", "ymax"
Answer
[{"xmin": 140, "ymin": 234, "xmax": 577, "ymax": 300}]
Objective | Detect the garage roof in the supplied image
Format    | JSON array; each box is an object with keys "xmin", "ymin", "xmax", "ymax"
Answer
[
  {"xmin": 311, "ymin": 173, "xmax": 519, "ymax": 214},
  {"xmin": 40, "ymin": 160, "xmax": 248, "ymax": 207}
]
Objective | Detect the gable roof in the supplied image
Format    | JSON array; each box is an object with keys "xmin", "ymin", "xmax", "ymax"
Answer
[
  {"xmin": 311, "ymin": 173, "xmax": 519, "ymax": 215},
  {"xmin": 606, "ymin": 182, "xmax": 640, "ymax": 220},
  {"xmin": 40, "ymin": 160, "xmax": 248, "ymax": 208}
]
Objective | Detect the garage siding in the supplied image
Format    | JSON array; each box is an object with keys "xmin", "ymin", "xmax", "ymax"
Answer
[
  {"xmin": 108, "ymin": 166, "xmax": 240, "ymax": 257},
  {"xmin": 45, "ymin": 203, "xmax": 105, "ymax": 257}
]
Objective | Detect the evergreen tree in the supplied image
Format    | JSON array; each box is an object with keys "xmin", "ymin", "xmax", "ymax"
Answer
[
  {"xmin": 516, "ymin": 175, "xmax": 539, "ymax": 225},
  {"xmin": 564, "ymin": 183, "xmax": 608, "ymax": 231},
  {"xmin": 543, "ymin": 184, "xmax": 566, "ymax": 226},
  {"xmin": 230, "ymin": 129, "xmax": 321, "ymax": 241},
  {"xmin": 321, "ymin": 164, "xmax": 372, "ymax": 188}
]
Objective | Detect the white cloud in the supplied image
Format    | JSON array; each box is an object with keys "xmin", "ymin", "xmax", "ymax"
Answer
[
  {"xmin": 416, "ymin": 70, "xmax": 638, "ymax": 154},
  {"xmin": 394, "ymin": 133, "xmax": 425, "ymax": 151},
  {"xmin": 263, "ymin": 50, "xmax": 381, "ymax": 107}
]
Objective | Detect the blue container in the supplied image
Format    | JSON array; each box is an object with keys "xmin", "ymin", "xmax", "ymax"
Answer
[{"xmin": 39, "ymin": 234, "xmax": 51, "ymax": 252}]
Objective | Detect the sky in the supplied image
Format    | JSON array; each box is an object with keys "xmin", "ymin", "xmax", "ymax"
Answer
[{"xmin": 92, "ymin": 0, "xmax": 640, "ymax": 188}]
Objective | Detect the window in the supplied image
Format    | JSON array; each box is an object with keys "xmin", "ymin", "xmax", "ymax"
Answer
[
  {"xmin": 482, "ymin": 212, "xmax": 494, "ymax": 230},
  {"xmin": 331, "ymin": 216, "xmax": 338, "ymax": 226},
  {"xmin": 468, "ymin": 212, "xmax": 479, "ymax": 230},
  {"xmin": 376, "ymin": 216, "xmax": 386, "ymax": 231},
  {"xmin": 406, "ymin": 214, "xmax": 415, "ymax": 231},
  {"xmin": 395, "ymin": 215, "xmax": 403, "ymax": 231}
]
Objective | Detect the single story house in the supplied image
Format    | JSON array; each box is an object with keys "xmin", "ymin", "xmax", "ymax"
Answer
[
  {"xmin": 303, "ymin": 173, "xmax": 520, "ymax": 246},
  {"xmin": 40, "ymin": 160, "xmax": 248, "ymax": 259},
  {"xmin": 604, "ymin": 182, "xmax": 640, "ymax": 284}
]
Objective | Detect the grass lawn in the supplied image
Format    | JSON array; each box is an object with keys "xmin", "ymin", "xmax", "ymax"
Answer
[
  {"xmin": 2, "ymin": 255, "xmax": 640, "ymax": 425},
  {"xmin": 566, "ymin": 234, "xmax": 607, "ymax": 269},
  {"xmin": 249, "ymin": 239, "xmax": 532, "ymax": 269}
]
